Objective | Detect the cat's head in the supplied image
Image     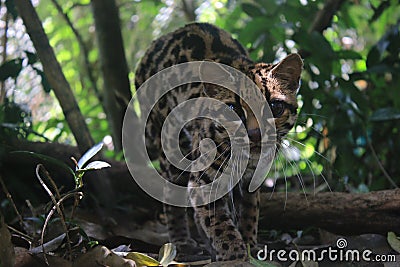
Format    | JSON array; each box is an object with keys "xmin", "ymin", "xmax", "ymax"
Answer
[{"xmin": 201, "ymin": 53, "xmax": 303, "ymax": 155}]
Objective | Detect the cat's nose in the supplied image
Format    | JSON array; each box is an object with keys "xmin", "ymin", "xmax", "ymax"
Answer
[{"xmin": 248, "ymin": 128, "xmax": 261, "ymax": 143}]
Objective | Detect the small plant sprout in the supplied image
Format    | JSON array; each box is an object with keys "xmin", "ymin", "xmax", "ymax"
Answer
[{"xmin": 71, "ymin": 142, "xmax": 111, "ymax": 189}]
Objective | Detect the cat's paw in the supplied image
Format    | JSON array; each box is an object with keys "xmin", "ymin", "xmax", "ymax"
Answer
[
  {"xmin": 215, "ymin": 241, "xmax": 247, "ymax": 262},
  {"xmin": 174, "ymin": 239, "xmax": 211, "ymax": 262}
]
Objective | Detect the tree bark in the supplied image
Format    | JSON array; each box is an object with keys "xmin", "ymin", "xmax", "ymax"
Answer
[
  {"xmin": 259, "ymin": 189, "xmax": 400, "ymax": 235},
  {"xmin": 14, "ymin": 0, "xmax": 94, "ymax": 154},
  {"xmin": 2, "ymin": 141, "xmax": 400, "ymax": 234},
  {"xmin": 91, "ymin": 0, "xmax": 133, "ymax": 152},
  {"xmin": 308, "ymin": 0, "xmax": 346, "ymax": 33}
]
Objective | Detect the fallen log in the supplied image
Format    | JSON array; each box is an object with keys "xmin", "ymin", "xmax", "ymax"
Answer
[
  {"xmin": 259, "ymin": 189, "xmax": 400, "ymax": 234},
  {"xmin": 2, "ymin": 141, "xmax": 400, "ymax": 234}
]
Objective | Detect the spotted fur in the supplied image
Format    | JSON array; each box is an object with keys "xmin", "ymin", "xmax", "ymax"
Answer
[{"xmin": 135, "ymin": 23, "xmax": 303, "ymax": 261}]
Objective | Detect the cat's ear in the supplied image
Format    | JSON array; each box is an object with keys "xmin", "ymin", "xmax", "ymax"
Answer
[
  {"xmin": 199, "ymin": 61, "xmax": 234, "ymax": 98},
  {"xmin": 269, "ymin": 53, "xmax": 303, "ymax": 92}
]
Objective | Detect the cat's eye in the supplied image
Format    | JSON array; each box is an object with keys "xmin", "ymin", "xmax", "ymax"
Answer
[
  {"xmin": 226, "ymin": 103, "xmax": 238, "ymax": 111},
  {"xmin": 226, "ymin": 102, "xmax": 246, "ymax": 121},
  {"xmin": 270, "ymin": 101, "xmax": 285, "ymax": 118}
]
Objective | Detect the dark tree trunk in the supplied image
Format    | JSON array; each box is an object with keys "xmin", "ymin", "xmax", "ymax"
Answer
[{"xmin": 91, "ymin": 0, "xmax": 133, "ymax": 152}]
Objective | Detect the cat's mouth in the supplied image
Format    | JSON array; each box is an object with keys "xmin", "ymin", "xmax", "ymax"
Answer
[{"xmin": 250, "ymin": 143, "xmax": 261, "ymax": 153}]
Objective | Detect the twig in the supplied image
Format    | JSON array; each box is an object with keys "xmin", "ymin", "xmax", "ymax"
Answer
[
  {"xmin": 0, "ymin": 175, "xmax": 24, "ymax": 227},
  {"xmin": 40, "ymin": 191, "xmax": 83, "ymax": 264},
  {"xmin": 367, "ymin": 139, "xmax": 398, "ymax": 188},
  {"xmin": 25, "ymin": 199, "xmax": 36, "ymax": 217},
  {"xmin": 7, "ymin": 224, "xmax": 33, "ymax": 241},
  {"xmin": 68, "ymin": 2, "xmax": 90, "ymax": 11},
  {"xmin": 70, "ymin": 187, "xmax": 82, "ymax": 221},
  {"xmin": 35, "ymin": 164, "xmax": 72, "ymax": 263},
  {"xmin": 40, "ymin": 166, "xmax": 61, "ymax": 198}
]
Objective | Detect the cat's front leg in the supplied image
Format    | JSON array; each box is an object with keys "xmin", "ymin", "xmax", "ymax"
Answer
[
  {"xmin": 238, "ymin": 189, "xmax": 260, "ymax": 246},
  {"xmin": 191, "ymin": 192, "xmax": 247, "ymax": 261}
]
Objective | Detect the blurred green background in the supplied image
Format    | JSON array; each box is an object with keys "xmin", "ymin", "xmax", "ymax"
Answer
[{"xmin": 1, "ymin": 0, "xmax": 399, "ymax": 196}]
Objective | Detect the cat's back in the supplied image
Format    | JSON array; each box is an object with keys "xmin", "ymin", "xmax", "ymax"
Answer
[{"xmin": 135, "ymin": 23, "xmax": 249, "ymax": 88}]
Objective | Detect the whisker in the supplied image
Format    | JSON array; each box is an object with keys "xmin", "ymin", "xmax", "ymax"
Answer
[
  {"xmin": 179, "ymin": 140, "xmax": 228, "ymax": 163},
  {"xmin": 283, "ymin": 147, "xmax": 309, "ymax": 204},
  {"xmin": 186, "ymin": 144, "xmax": 231, "ymax": 204},
  {"xmin": 284, "ymin": 137, "xmax": 330, "ymax": 163},
  {"xmin": 228, "ymin": 150, "xmax": 241, "ymax": 223},
  {"xmin": 271, "ymin": 150, "xmax": 289, "ymax": 209},
  {"xmin": 302, "ymin": 156, "xmax": 332, "ymax": 193},
  {"xmin": 283, "ymin": 120, "xmax": 325, "ymax": 138},
  {"xmin": 269, "ymin": 152, "xmax": 279, "ymax": 195},
  {"xmin": 208, "ymin": 145, "xmax": 231, "ymax": 203},
  {"xmin": 208, "ymin": 146, "xmax": 232, "ymax": 228},
  {"xmin": 181, "ymin": 141, "xmax": 229, "ymax": 186}
]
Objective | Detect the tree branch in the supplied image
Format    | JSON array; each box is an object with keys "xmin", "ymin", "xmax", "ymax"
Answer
[
  {"xmin": 14, "ymin": 0, "xmax": 94, "ymax": 154},
  {"xmin": 308, "ymin": 0, "xmax": 346, "ymax": 33},
  {"xmin": 181, "ymin": 0, "xmax": 197, "ymax": 22}
]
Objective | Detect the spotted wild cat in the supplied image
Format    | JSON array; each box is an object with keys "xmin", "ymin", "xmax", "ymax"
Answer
[{"xmin": 135, "ymin": 23, "xmax": 303, "ymax": 262}]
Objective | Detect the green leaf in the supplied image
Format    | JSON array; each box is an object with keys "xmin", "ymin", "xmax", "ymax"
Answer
[
  {"xmin": 249, "ymin": 256, "xmax": 278, "ymax": 267},
  {"xmin": 366, "ymin": 46, "xmax": 381, "ymax": 68},
  {"xmin": 158, "ymin": 243, "xmax": 176, "ymax": 267},
  {"xmin": 370, "ymin": 107, "xmax": 400, "ymax": 121},
  {"xmin": 387, "ymin": 232, "xmax": 400, "ymax": 254},
  {"xmin": 366, "ymin": 64, "xmax": 392, "ymax": 74},
  {"xmin": 310, "ymin": 32, "xmax": 335, "ymax": 59},
  {"xmin": 33, "ymin": 67, "xmax": 52, "ymax": 93},
  {"xmin": 242, "ymin": 3, "xmax": 265, "ymax": 17},
  {"xmin": 82, "ymin": 161, "xmax": 111, "ymax": 171},
  {"xmin": 0, "ymin": 58, "xmax": 23, "ymax": 81},
  {"xmin": 87, "ymin": 241, "xmax": 99, "ymax": 248},
  {"xmin": 25, "ymin": 51, "xmax": 38, "ymax": 65},
  {"xmin": 77, "ymin": 142, "xmax": 104, "ymax": 170},
  {"xmin": 257, "ymin": 0, "xmax": 278, "ymax": 15},
  {"xmin": 126, "ymin": 251, "xmax": 161, "ymax": 266},
  {"xmin": 336, "ymin": 50, "xmax": 362, "ymax": 60}
]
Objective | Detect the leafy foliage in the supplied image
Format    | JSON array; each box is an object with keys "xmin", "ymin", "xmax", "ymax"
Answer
[
  {"xmin": 1, "ymin": 0, "xmax": 399, "ymax": 192},
  {"xmin": 219, "ymin": 0, "xmax": 400, "ymax": 191}
]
